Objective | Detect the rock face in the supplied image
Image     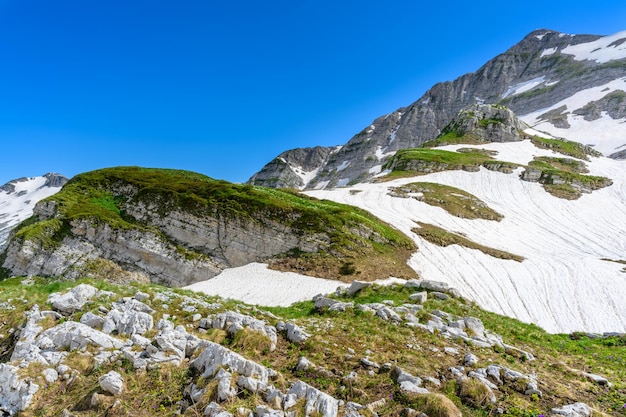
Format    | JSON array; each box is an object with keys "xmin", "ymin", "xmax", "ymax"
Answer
[
  {"xmin": 249, "ymin": 146, "xmax": 339, "ymax": 189},
  {"xmin": 2, "ymin": 167, "xmax": 414, "ymax": 285},
  {"xmin": 434, "ymin": 104, "xmax": 529, "ymax": 144},
  {"xmin": 250, "ymin": 29, "xmax": 626, "ymax": 189}
]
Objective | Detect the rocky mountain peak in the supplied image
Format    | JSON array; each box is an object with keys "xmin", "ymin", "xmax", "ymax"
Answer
[
  {"xmin": 250, "ymin": 29, "xmax": 626, "ymax": 189},
  {"xmin": 437, "ymin": 103, "xmax": 529, "ymax": 144}
]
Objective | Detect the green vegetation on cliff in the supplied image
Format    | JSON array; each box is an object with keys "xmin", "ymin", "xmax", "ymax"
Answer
[{"xmin": 10, "ymin": 167, "xmax": 416, "ymax": 281}]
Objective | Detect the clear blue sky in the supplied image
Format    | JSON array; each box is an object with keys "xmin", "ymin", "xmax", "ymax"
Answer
[{"xmin": 1, "ymin": 1, "xmax": 625, "ymax": 185}]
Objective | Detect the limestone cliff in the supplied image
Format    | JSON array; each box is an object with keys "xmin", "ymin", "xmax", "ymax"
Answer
[
  {"xmin": 1, "ymin": 167, "xmax": 416, "ymax": 285},
  {"xmin": 250, "ymin": 29, "xmax": 626, "ymax": 189}
]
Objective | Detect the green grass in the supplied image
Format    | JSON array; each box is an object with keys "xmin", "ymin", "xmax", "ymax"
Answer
[
  {"xmin": 423, "ymin": 131, "xmax": 486, "ymax": 147},
  {"xmin": 12, "ymin": 166, "xmax": 417, "ymax": 281},
  {"xmin": 382, "ymin": 148, "xmax": 518, "ymax": 180},
  {"xmin": 384, "ymin": 148, "xmax": 493, "ymax": 171},
  {"xmin": 390, "ymin": 182, "xmax": 503, "ymax": 221},
  {"xmin": 413, "ymin": 222, "xmax": 524, "ymax": 262},
  {"xmin": 530, "ymin": 157, "xmax": 588, "ymax": 174},
  {"xmin": 525, "ymin": 157, "xmax": 612, "ymax": 199},
  {"xmin": 2, "ymin": 278, "xmax": 626, "ymax": 416},
  {"xmin": 530, "ymin": 136, "xmax": 601, "ymax": 160}
]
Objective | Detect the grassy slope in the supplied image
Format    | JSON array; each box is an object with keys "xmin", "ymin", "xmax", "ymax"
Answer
[
  {"xmin": 1, "ymin": 277, "xmax": 624, "ymax": 416},
  {"xmin": 9, "ymin": 167, "xmax": 416, "ymax": 281},
  {"xmin": 390, "ymin": 182, "xmax": 503, "ymax": 221}
]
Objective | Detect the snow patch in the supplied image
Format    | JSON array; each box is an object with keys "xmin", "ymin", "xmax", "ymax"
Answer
[
  {"xmin": 562, "ymin": 30, "xmax": 626, "ymax": 63},
  {"xmin": 520, "ymin": 78, "xmax": 626, "ymax": 154},
  {"xmin": 540, "ymin": 47, "xmax": 557, "ymax": 57},
  {"xmin": 369, "ymin": 165, "xmax": 383, "ymax": 174},
  {"xmin": 336, "ymin": 178, "xmax": 350, "ymax": 187},
  {"xmin": 0, "ymin": 176, "xmax": 64, "ymax": 249},
  {"xmin": 502, "ymin": 76, "xmax": 546, "ymax": 98},
  {"xmin": 336, "ymin": 160, "xmax": 350, "ymax": 172}
]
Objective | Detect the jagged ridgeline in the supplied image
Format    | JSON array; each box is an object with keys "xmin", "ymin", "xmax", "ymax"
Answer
[{"xmin": 1, "ymin": 167, "xmax": 416, "ymax": 284}]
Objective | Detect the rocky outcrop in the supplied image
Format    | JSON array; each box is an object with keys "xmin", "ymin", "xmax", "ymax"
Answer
[
  {"xmin": 0, "ymin": 279, "xmax": 619, "ymax": 416},
  {"xmin": 2, "ymin": 167, "xmax": 415, "ymax": 284},
  {"xmin": 435, "ymin": 104, "xmax": 530, "ymax": 144},
  {"xmin": 251, "ymin": 29, "xmax": 626, "ymax": 188},
  {"xmin": 249, "ymin": 146, "xmax": 339, "ymax": 189}
]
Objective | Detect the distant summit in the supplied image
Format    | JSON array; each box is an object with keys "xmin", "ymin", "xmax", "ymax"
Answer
[
  {"xmin": 0, "ymin": 173, "xmax": 68, "ymax": 250},
  {"xmin": 250, "ymin": 29, "xmax": 626, "ymax": 189}
]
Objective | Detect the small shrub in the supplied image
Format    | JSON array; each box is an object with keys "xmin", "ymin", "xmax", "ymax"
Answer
[{"xmin": 457, "ymin": 377, "xmax": 494, "ymax": 408}]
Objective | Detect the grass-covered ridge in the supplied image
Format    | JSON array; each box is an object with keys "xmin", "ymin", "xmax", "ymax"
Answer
[
  {"xmin": 389, "ymin": 182, "xmax": 503, "ymax": 221},
  {"xmin": 530, "ymin": 136, "xmax": 602, "ymax": 160},
  {"xmin": 11, "ymin": 167, "xmax": 416, "ymax": 281},
  {"xmin": 381, "ymin": 148, "xmax": 518, "ymax": 180},
  {"xmin": 524, "ymin": 157, "xmax": 612, "ymax": 200},
  {"xmin": 413, "ymin": 222, "xmax": 524, "ymax": 262}
]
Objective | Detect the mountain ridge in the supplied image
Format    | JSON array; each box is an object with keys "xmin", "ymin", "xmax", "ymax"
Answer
[{"xmin": 249, "ymin": 29, "xmax": 626, "ymax": 190}]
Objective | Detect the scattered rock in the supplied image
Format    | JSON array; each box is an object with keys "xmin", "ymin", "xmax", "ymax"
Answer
[
  {"xmin": 99, "ymin": 371, "xmax": 124, "ymax": 395},
  {"xmin": 346, "ymin": 280, "xmax": 371, "ymax": 296},
  {"xmin": 284, "ymin": 322, "xmax": 310, "ymax": 344},
  {"xmin": 551, "ymin": 403, "xmax": 593, "ymax": 417},
  {"xmin": 48, "ymin": 284, "xmax": 99, "ymax": 315},
  {"xmin": 409, "ymin": 292, "xmax": 427, "ymax": 303}
]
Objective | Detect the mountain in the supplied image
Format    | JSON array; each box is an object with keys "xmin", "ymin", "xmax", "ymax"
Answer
[
  {"xmin": 0, "ymin": 167, "xmax": 415, "ymax": 286},
  {"xmin": 304, "ymin": 107, "xmax": 625, "ymax": 334},
  {"xmin": 0, "ymin": 173, "xmax": 68, "ymax": 251},
  {"xmin": 1, "ymin": 277, "xmax": 624, "ymax": 416},
  {"xmin": 249, "ymin": 29, "xmax": 626, "ymax": 190}
]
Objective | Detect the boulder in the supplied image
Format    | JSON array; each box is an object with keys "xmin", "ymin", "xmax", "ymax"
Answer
[
  {"xmin": 287, "ymin": 380, "xmax": 339, "ymax": 417},
  {"xmin": 551, "ymin": 403, "xmax": 593, "ymax": 417},
  {"xmin": 409, "ymin": 292, "xmax": 427, "ymax": 303},
  {"xmin": 99, "ymin": 371, "xmax": 124, "ymax": 395},
  {"xmin": 284, "ymin": 322, "xmax": 310, "ymax": 344},
  {"xmin": 0, "ymin": 364, "xmax": 39, "ymax": 415},
  {"xmin": 48, "ymin": 284, "xmax": 99, "ymax": 314},
  {"xmin": 346, "ymin": 281, "xmax": 371, "ymax": 296}
]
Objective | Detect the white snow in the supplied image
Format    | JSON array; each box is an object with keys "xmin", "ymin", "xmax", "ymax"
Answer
[
  {"xmin": 184, "ymin": 263, "xmax": 345, "ymax": 306},
  {"xmin": 520, "ymin": 78, "xmax": 626, "ymax": 155},
  {"xmin": 502, "ymin": 77, "xmax": 546, "ymax": 98},
  {"xmin": 184, "ymin": 263, "xmax": 407, "ymax": 307},
  {"xmin": 562, "ymin": 30, "xmax": 626, "ymax": 63},
  {"xmin": 305, "ymin": 142, "xmax": 626, "ymax": 334},
  {"xmin": 375, "ymin": 146, "xmax": 396, "ymax": 161},
  {"xmin": 0, "ymin": 176, "xmax": 64, "ymax": 249},
  {"xmin": 369, "ymin": 165, "xmax": 383, "ymax": 174},
  {"xmin": 540, "ymin": 47, "xmax": 557, "ymax": 57},
  {"xmin": 291, "ymin": 166, "xmax": 320, "ymax": 189},
  {"xmin": 336, "ymin": 160, "xmax": 350, "ymax": 172},
  {"xmin": 336, "ymin": 178, "xmax": 350, "ymax": 187},
  {"xmin": 389, "ymin": 128, "xmax": 398, "ymax": 145}
]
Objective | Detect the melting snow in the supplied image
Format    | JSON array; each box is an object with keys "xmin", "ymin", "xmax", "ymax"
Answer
[
  {"xmin": 520, "ymin": 78, "xmax": 626, "ymax": 154},
  {"xmin": 336, "ymin": 160, "xmax": 350, "ymax": 171},
  {"xmin": 562, "ymin": 30, "xmax": 626, "ymax": 63},
  {"xmin": 502, "ymin": 76, "xmax": 546, "ymax": 98},
  {"xmin": 0, "ymin": 176, "xmax": 64, "ymax": 249},
  {"xmin": 369, "ymin": 165, "xmax": 383, "ymax": 174},
  {"xmin": 540, "ymin": 47, "xmax": 557, "ymax": 57},
  {"xmin": 305, "ymin": 142, "xmax": 626, "ymax": 334}
]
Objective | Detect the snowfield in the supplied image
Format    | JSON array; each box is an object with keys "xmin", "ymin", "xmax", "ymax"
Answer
[
  {"xmin": 305, "ymin": 141, "xmax": 626, "ymax": 334},
  {"xmin": 184, "ymin": 263, "xmax": 406, "ymax": 307},
  {"xmin": 520, "ymin": 78, "xmax": 626, "ymax": 156},
  {"xmin": 0, "ymin": 176, "xmax": 64, "ymax": 249}
]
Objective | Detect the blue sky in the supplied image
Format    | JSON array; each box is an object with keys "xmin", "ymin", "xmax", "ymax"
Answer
[{"xmin": 1, "ymin": 1, "xmax": 626, "ymax": 185}]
